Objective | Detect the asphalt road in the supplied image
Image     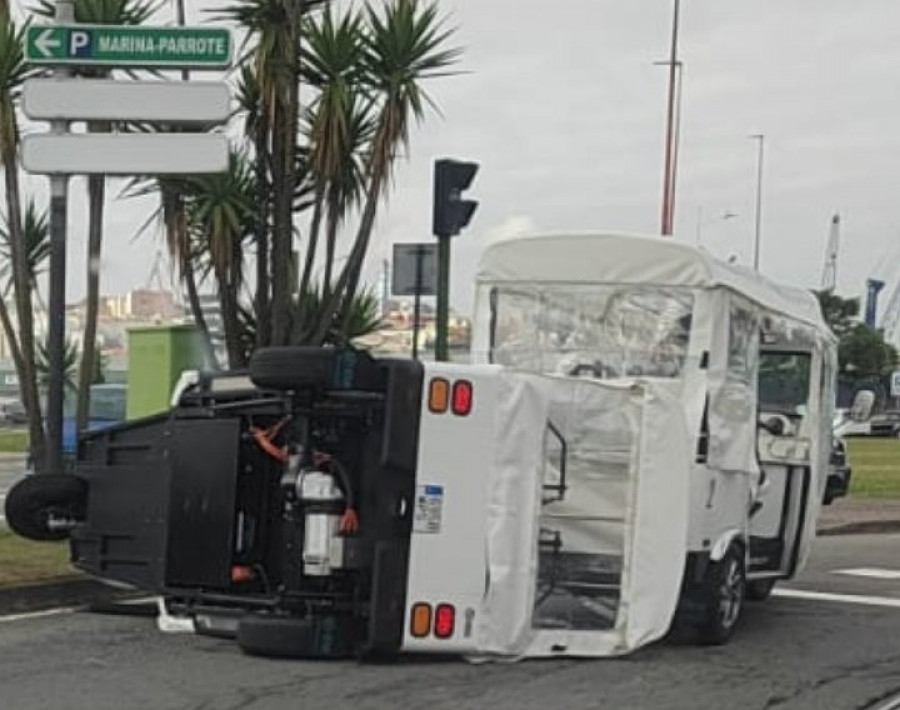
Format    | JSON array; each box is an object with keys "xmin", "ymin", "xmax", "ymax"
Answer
[{"xmin": 0, "ymin": 534, "xmax": 898, "ymax": 710}]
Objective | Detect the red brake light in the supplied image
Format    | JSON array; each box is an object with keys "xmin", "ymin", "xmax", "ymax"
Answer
[
  {"xmin": 434, "ymin": 603, "xmax": 455, "ymax": 638},
  {"xmin": 451, "ymin": 381, "xmax": 473, "ymax": 416}
]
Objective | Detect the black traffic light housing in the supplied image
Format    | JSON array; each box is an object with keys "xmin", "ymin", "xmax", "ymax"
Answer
[{"xmin": 433, "ymin": 158, "xmax": 479, "ymax": 238}]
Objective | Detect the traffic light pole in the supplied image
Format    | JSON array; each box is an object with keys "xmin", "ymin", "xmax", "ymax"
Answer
[
  {"xmin": 45, "ymin": 0, "xmax": 75, "ymax": 474},
  {"xmin": 435, "ymin": 237, "xmax": 451, "ymax": 362},
  {"xmin": 411, "ymin": 247, "xmax": 424, "ymax": 361}
]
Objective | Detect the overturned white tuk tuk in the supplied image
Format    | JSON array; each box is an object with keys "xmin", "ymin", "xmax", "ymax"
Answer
[{"xmin": 5, "ymin": 232, "xmax": 838, "ymax": 662}]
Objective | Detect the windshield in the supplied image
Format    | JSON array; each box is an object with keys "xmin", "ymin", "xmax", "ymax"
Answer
[
  {"xmin": 489, "ymin": 285, "xmax": 694, "ymax": 378},
  {"xmin": 758, "ymin": 351, "xmax": 811, "ymax": 414}
]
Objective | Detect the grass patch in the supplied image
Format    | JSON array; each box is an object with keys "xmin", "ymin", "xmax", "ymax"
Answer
[
  {"xmin": 0, "ymin": 530, "xmax": 77, "ymax": 588},
  {"xmin": 847, "ymin": 438, "xmax": 900, "ymax": 499},
  {"xmin": 0, "ymin": 428, "xmax": 28, "ymax": 453}
]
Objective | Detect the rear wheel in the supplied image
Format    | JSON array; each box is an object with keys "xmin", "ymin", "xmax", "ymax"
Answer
[
  {"xmin": 249, "ymin": 347, "xmax": 337, "ymax": 391},
  {"xmin": 4, "ymin": 474, "xmax": 86, "ymax": 542},
  {"xmin": 697, "ymin": 544, "xmax": 746, "ymax": 645}
]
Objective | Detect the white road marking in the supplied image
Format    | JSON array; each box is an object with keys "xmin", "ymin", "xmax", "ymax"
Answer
[
  {"xmin": 774, "ymin": 588, "xmax": 900, "ymax": 609},
  {"xmin": 0, "ymin": 607, "xmax": 78, "ymax": 624},
  {"xmin": 834, "ymin": 567, "xmax": 900, "ymax": 580}
]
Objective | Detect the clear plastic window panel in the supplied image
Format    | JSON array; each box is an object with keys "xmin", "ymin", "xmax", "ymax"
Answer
[
  {"xmin": 490, "ymin": 285, "xmax": 694, "ymax": 379},
  {"xmin": 727, "ymin": 300, "xmax": 760, "ymax": 387},
  {"xmin": 533, "ymin": 384, "xmax": 636, "ymax": 632}
]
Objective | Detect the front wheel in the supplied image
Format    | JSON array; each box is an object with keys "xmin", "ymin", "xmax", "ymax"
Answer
[
  {"xmin": 4, "ymin": 474, "xmax": 86, "ymax": 541},
  {"xmin": 697, "ymin": 544, "xmax": 746, "ymax": 645}
]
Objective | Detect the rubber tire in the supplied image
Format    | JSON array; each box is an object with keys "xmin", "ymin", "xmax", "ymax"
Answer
[
  {"xmin": 746, "ymin": 578, "xmax": 777, "ymax": 602},
  {"xmin": 249, "ymin": 347, "xmax": 336, "ymax": 391},
  {"xmin": 237, "ymin": 614, "xmax": 320, "ymax": 659},
  {"xmin": 697, "ymin": 544, "xmax": 746, "ymax": 645},
  {"xmin": 4, "ymin": 474, "xmax": 86, "ymax": 542}
]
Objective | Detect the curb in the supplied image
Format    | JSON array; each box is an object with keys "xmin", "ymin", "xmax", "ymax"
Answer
[{"xmin": 817, "ymin": 519, "xmax": 900, "ymax": 537}]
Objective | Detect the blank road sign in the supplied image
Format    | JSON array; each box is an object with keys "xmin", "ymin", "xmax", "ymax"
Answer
[
  {"xmin": 25, "ymin": 25, "xmax": 232, "ymax": 69},
  {"xmin": 393, "ymin": 243, "xmax": 438, "ymax": 296},
  {"xmin": 23, "ymin": 79, "xmax": 231, "ymax": 124},
  {"xmin": 22, "ymin": 134, "xmax": 229, "ymax": 175}
]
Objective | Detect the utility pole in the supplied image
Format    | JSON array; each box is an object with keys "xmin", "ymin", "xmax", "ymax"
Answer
[
  {"xmin": 660, "ymin": 0, "xmax": 680, "ymax": 236},
  {"xmin": 45, "ymin": 0, "xmax": 75, "ymax": 475},
  {"xmin": 656, "ymin": 58, "xmax": 683, "ymax": 236},
  {"xmin": 751, "ymin": 134, "xmax": 765, "ymax": 271}
]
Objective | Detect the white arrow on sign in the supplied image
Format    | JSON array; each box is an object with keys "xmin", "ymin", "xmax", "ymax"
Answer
[{"xmin": 34, "ymin": 28, "xmax": 62, "ymax": 58}]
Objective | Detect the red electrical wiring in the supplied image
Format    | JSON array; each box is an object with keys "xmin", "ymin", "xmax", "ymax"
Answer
[{"xmin": 250, "ymin": 417, "xmax": 289, "ymax": 462}]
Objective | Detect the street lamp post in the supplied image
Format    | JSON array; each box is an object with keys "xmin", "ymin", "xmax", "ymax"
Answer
[
  {"xmin": 751, "ymin": 134, "xmax": 765, "ymax": 271},
  {"xmin": 659, "ymin": 0, "xmax": 681, "ymax": 236}
]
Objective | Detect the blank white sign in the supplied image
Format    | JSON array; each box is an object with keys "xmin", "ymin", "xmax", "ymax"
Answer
[
  {"xmin": 22, "ymin": 133, "xmax": 229, "ymax": 175},
  {"xmin": 23, "ymin": 79, "xmax": 231, "ymax": 124}
]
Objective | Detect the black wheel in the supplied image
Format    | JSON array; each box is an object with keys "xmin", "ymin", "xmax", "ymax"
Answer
[
  {"xmin": 4, "ymin": 474, "xmax": 86, "ymax": 542},
  {"xmin": 697, "ymin": 544, "xmax": 746, "ymax": 645},
  {"xmin": 746, "ymin": 578, "xmax": 777, "ymax": 601},
  {"xmin": 237, "ymin": 614, "xmax": 356, "ymax": 659},
  {"xmin": 249, "ymin": 347, "xmax": 337, "ymax": 391}
]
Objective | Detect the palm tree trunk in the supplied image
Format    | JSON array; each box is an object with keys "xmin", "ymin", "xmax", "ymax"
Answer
[
  {"xmin": 299, "ymin": 187, "xmax": 324, "ymax": 298},
  {"xmin": 254, "ymin": 117, "xmax": 270, "ymax": 349},
  {"xmin": 311, "ymin": 176, "xmax": 381, "ymax": 345},
  {"xmin": 270, "ymin": 0, "xmax": 304, "ymax": 346},
  {"xmin": 183, "ymin": 262, "xmax": 218, "ymax": 368},
  {"xmin": 322, "ymin": 196, "xmax": 339, "ymax": 299},
  {"xmin": 0, "ymin": 296, "xmax": 26, "ymax": 403},
  {"xmin": 270, "ymin": 101, "xmax": 292, "ymax": 345},
  {"xmin": 216, "ymin": 266, "xmax": 244, "ymax": 370},
  {"xmin": 3, "ymin": 156, "xmax": 45, "ymax": 467},
  {"xmin": 76, "ymin": 144, "xmax": 106, "ymax": 431}
]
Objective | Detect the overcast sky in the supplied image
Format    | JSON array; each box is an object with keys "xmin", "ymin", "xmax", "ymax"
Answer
[{"xmin": 19, "ymin": 0, "xmax": 900, "ymax": 319}]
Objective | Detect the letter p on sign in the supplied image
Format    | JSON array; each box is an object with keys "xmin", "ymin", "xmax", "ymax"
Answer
[{"xmin": 70, "ymin": 30, "xmax": 91, "ymax": 57}]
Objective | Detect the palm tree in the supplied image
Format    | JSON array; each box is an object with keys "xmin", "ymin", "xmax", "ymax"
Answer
[
  {"xmin": 299, "ymin": 6, "xmax": 362, "ymax": 275},
  {"xmin": 311, "ymin": 0, "xmax": 460, "ymax": 344},
  {"xmin": 0, "ymin": 10, "xmax": 45, "ymax": 466},
  {"xmin": 235, "ymin": 63, "xmax": 273, "ymax": 349},
  {"xmin": 0, "ymin": 199, "xmax": 50, "ymax": 296},
  {"xmin": 33, "ymin": 0, "xmax": 159, "ymax": 431},
  {"xmin": 216, "ymin": 0, "xmax": 330, "ymax": 346},
  {"xmin": 36, "ymin": 337, "xmax": 80, "ymax": 395},
  {"xmin": 299, "ymin": 7, "xmax": 370, "ymax": 306},
  {"xmin": 183, "ymin": 149, "xmax": 256, "ymax": 369}
]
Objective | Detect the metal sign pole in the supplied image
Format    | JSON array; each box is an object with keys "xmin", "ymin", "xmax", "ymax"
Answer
[{"xmin": 45, "ymin": 0, "xmax": 74, "ymax": 474}]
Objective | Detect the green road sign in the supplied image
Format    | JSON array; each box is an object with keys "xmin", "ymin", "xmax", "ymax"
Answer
[{"xmin": 25, "ymin": 25, "xmax": 232, "ymax": 69}]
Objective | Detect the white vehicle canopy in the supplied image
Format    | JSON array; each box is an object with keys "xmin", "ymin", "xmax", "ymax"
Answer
[{"xmin": 429, "ymin": 232, "xmax": 839, "ymax": 658}]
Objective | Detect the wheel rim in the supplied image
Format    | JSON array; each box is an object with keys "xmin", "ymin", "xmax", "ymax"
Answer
[{"xmin": 718, "ymin": 559, "xmax": 744, "ymax": 629}]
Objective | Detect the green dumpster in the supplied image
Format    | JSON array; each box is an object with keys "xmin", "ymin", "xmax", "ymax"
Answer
[{"xmin": 127, "ymin": 324, "xmax": 209, "ymax": 419}]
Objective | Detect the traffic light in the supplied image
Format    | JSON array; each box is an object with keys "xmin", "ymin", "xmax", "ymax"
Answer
[{"xmin": 433, "ymin": 158, "xmax": 479, "ymax": 238}]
